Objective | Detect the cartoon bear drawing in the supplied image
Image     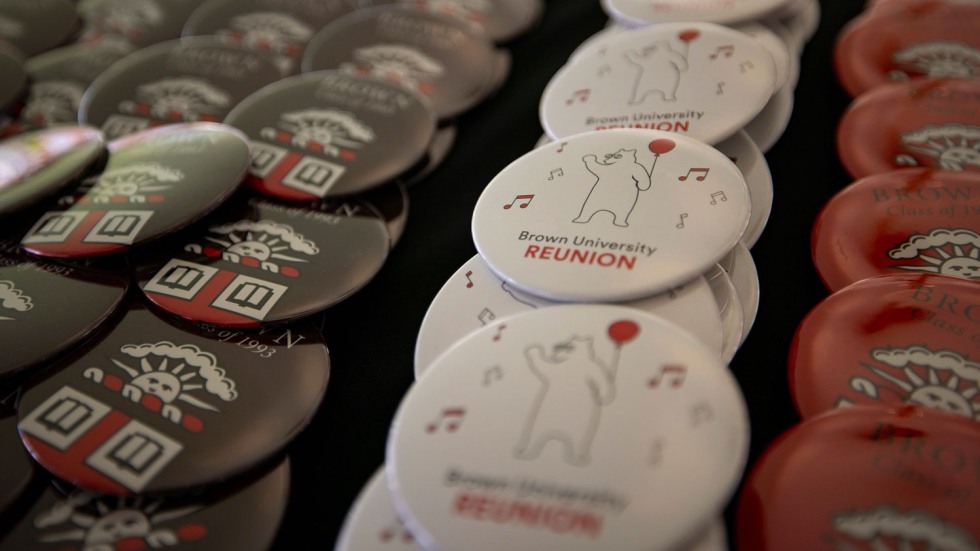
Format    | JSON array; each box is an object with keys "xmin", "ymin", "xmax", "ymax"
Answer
[
  {"xmin": 626, "ymin": 41, "xmax": 688, "ymax": 104},
  {"xmin": 514, "ymin": 336, "xmax": 615, "ymax": 467},
  {"xmin": 573, "ymin": 149, "xmax": 652, "ymax": 227}
]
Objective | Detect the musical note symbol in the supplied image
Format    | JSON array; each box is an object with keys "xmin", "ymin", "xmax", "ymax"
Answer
[
  {"xmin": 676, "ymin": 213, "xmax": 688, "ymax": 229},
  {"xmin": 426, "ymin": 408, "xmax": 466, "ymax": 433},
  {"xmin": 493, "ymin": 324, "xmax": 506, "ymax": 341},
  {"xmin": 483, "ymin": 366, "xmax": 503, "ymax": 386},
  {"xmin": 648, "ymin": 364, "xmax": 686, "ymax": 389},
  {"xmin": 503, "ymin": 194, "xmax": 534, "ymax": 210},
  {"xmin": 678, "ymin": 168, "xmax": 709, "ymax": 182},
  {"xmin": 710, "ymin": 45, "xmax": 734, "ymax": 59},
  {"xmin": 597, "ymin": 64, "xmax": 611, "ymax": 77},
  {"xmin": 649, "ymin": 439, "xmax": 665, "ymax": 467},
  {"xmin": 557, "ymin": 142, "xmax": 567, "ymax": 153},
  {"xmin": 740, "ymin": 61, "xmax": 754, "ymax": 73},
  {"xmin": 379, "ymin": 521, "xmax": 415, "ymax": 544},
  {"xmin": 691, "ymin": 403, "xmax": 714, "ymax": 427},
  {"xmin": 716, "ymin": 82, "xmax": 724, "ymax": 95},
  {"xmin": 548, "ymin": 168, "xmax": 563, "ymax": 180},
  {"xmin": 710, "ymin": 191, "xmax": 727, "ymax": 205},
  {"xmin": 464, "ymin": 270, "xmax": 474, "ymax": 288},
  {"xmin": 566, "ymin": 89, "xmax": 590, "ymax": 105},
  {"xmin": 478, "ymin": 307, "xmax": 495, "ymax": 326}
]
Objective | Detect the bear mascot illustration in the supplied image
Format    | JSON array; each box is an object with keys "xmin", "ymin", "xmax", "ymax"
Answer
[
  {"xmin": 573, "ymin": 149, "xmax": 652, "ymax": 227},
  {"xmin": 626, "ymin": 40, "xmax": 688, "ymax": 104}
]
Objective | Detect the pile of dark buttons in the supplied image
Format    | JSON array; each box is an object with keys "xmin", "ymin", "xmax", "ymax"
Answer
[
  {"xmin": 0, "ymin": 0, "xmax": 536, "ymax": 548},
  {"xmin": 736, "ymin": 0, "xmax": 980, "ymax": 548}
]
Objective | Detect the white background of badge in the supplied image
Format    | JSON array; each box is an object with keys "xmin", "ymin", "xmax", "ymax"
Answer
[
  {"xmin": 473, "ymin": 129, "xmax": 751, "ymax": 302},
  {"xmin": 387, "ymin": 305, "xmax": 749, "ymax": 551},
  {"xmin": 706, "ymin": 265, "xmax": 744, "ymax": 363},
  {"xmin": 601, "ymin": 0, "xmax": 796, "ymax": 26},
  {"xmin": 539, "ymin": 22, "xmax": 777, "ymax": 144},
  {"xmin": 720, "ymin": 243, "xmax": 761, "ymax": 345},
  {"xmin": 413, "ymin": 254, "xmax": 725, "ymax": 377}
]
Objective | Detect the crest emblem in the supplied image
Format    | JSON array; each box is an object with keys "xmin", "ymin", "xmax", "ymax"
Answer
[
  {"xmin": 891, "ymin": 41, "xmax": 980, "ymax": 80},
  {"xmin": 887, "ymin": 228, "xmax": 980, "ymax": 279},
  {"xmin": 831, "ymin": 506, "xmax": 977, "ymax": 551},
  {"xmin": 119, "ymin": 78, "xmax": 231, "ymax": 124},
  {"xmin": 0, "ymin": 279, "xmax": 33, "ymax": 321},
  {"xmin": 341, "ymin": 43, "xmax": 445, "ymax": 94},
  {"xmin": 896, "ymin": 124, "xmax": 980, "ymax": 171}
]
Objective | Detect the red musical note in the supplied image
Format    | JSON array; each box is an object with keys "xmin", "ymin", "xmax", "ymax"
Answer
[
  {"xmin": 426, "ymin": 408, "xmax": 466, "ymax": 433},
  {"xmin": 557, "ymin": 142, "xmax": 567, "ymax": 153},
  {"xmin": 566, "ymin": 89, "xmax": 590, "ymax": 105},
  {"xmin": 740, "ymin": 61, "xmax": 754, "ymax": 73},
  {"xmin": 678, "ymin": 168, "xmax": 709, "ymax": 182},
  {"xmin": 379, "ymin": 521, "xmax": 415, "ymax": 544},
  {"xmin": 493, "ymin": 324, "xmax": 506, "ymax": 341},
  {"xmin": 503, "ymin": 194, "xmax": 534, "ymax": 210},
  {"xmin": 649, "ymin": 364, "xmax": 686, "ymax": 388},
  {"xmin": 465, "ymin": 270, "xmax": 474, "ymax": 288},
  {"xmin": 710, "ymin": 45, "xmax": 734, "ymax": 59}
]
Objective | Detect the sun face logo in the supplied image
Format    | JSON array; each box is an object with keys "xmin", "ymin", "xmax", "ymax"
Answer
[
  {"xmin": 21, "ymin": 81, "xmax": 86, "ymax": 126},
  {"xmin": 341, "ymin": 43, "xmax": 445, "ymax": 94},
  {"xmin": 830, "ymin": 506, "xmax": 977, "ymax": 551},
  {"xmin": 119, "ymin": 78, "xmax": 231, "ymax": 123},
  {"xmin": 887, "ymin": 228, "xmax": 980, "ymax": 280},
  {"xmin": 841, "ymin": 345, "xmax": 980, "ymax": 420},
  {"xmin": 71, "ymin": 162, "xmax": 184, "ymax": 205},
  {"xmin": 220, "ymin": 11, "xmax": 312, "ymax": 56},
  {"xmin": 85, "ymin": 0, "xmax": 164, "ymax": 40},
  {"xmin": 185, "ymin": 220, "xmax": 319, "ymax": 277},
  {"xmin": 0, "ymin": 280, "xmax": 33, "ymax": 321},
  {"xmin": 891, "ymin": 41, "xmax": 980, "ymax": 80},
  {"xmin": 896, "ymin": 124, "xmax": 980, "ymax": 171},
  {"xmin": 82, "ymin": 342, "xmax": 237, "ymax": 431},
  {"xmin": 33, "ymin": 490, "xmax": 206, "ymax": 551},
  {"xmin": 260, "ymin": 108, "xmax": 375, "ymax": 161}
]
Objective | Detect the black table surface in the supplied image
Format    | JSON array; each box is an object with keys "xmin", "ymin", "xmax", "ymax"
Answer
[{"xmin": 1, "ymin": 1, "xmax": 870, "ymax": 549}]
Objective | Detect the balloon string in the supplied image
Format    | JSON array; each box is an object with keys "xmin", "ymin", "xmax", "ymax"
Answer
[{"xmin": 610, "ymin": 345, "xmax": 621, "ymax": 381}]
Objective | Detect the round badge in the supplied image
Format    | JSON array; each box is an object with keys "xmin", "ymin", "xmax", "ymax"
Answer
[
  {"xmin": 20, "ymin": 123, "xmax": 250, "ymax": 259},
  {"xmin": 0, "ymin": 0, "xmax": 80, "ymax": 57},
  {"xmin": 768, "ymin": 0, "xmax": 820, "ymax": 49},
  {"xmin": 812, "ymin": 169, "xmax": 980, "ymax": 292},
  {"xmin": 743, "ymin": 80, "xmax": 795, "ymax": 153},
  {"xmin": 335, "ymin": 467, "xmax": 425, "ymax": 551},
  {"xmin": 719, "ymin": 242, "xmax": 760, "ymax": 346},
  {"xmin": 181, "ymin": 0, "xmax": 358, "ymax": 76},
  {"xmin": 361, "ymin": 181, "xmax": 409, "ymax": 246},
  {"xmin": 0, "ymin": 42, "xmax": 26, "ymax": 119},
  {"xmin": 835, "ymin": 2, "xmax": 980, "ymax": 97},
  {"xmin": 540, "ymin": 22, "xmax": 777, "ymax": 145},
  {"xmin": 387, "ymin": 305, "xmax": 749, "ymax": 551},
  {"xmin": 224, "ymin": 71, "xmax": 436, "ymax": 200},
  {"xmin": 414, "ymin": 254, "xmax": 724, "ymax": 377},
  {"xmin": 17, "ymin": 301, "xmax": 327, "ymax": 495},
  {"xmin": 789, "ymin": 274, "xmax": 980, "ymax": 421},
  {"xmin": 601, "ymin": 0, "xmax": 794, "ymax": 26},
  {"xmin": 138, "ymin": 194, "xmax": 390, "ymax": 327},
  {"xmin": 0, "ymin": 125, "xmax": 107, "ymax": 217},
  {"xmin": 399, "ymin": 124, "xmax": 456, "ymax": 187},
  {"xmin": 706, "ymin": 264, "xmax": 743, "ymax": 363},
  {"xmin": 0, "ymin": 406, "xmax": 33, "ymax": 517},
  {"xmin": 471, "ymin": 129, "xmax": 751, "ymax": 302},
  {"xmin": 0, "ymin": 245, "xmax": 128, "ymax": 380},
  {"xmin": 77, "ymin": 37, "xmax": 282, "ymax": 140},
  {"xmin": 712, "ymin": 129, "xmax": 773, "ymax": 248},
  {"xmin": 78, "ymin": 0, "xmax": 202, "ymax": 48},
  {"xmin": 0, "ymin": 458, "xmax": 290, "ymax": 551},
  {"xmin": 363, "ymin": 0, "xmax": 544, "ymax": 44},
  {"xmin": 18, "ymin": 40, "xmax": 136, "ymax": 131},
  {"xmin": 837, "ymin": 78, "xmax": 980, "ymax": 179},
  {"xmin": 301, "ymin": 6, "xmax": 499, "ymax": 121},
  {"xmin": 736, "ymin": 406, "xmax": 980, "ymax": 550}
]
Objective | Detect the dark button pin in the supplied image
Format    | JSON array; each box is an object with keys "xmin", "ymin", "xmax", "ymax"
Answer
[
  {"xmin": 361, "ymin": 181, "xmax": 409, "ymax": 246},
  {"xmin": 363, "ymin": 0, "xmax": 545, "ymax": 43},
  {"xmin": 138, "ymin": 194, "xmax": 390, "ymax": 327},
  {"xmin": 0, "ymin": 0, "xmax": 80, "ymax": 57},
  {"xmin": 78, "ymin": 37, "xmax": 282, "ymax": 139},
  {"xmin": 17, "ymin": 300, "xmax": 327, "ymax": 495},
  {"xmin": 0, "ymin": 405, "xmax": 34, "ymax": 518},
  {"xmin": 20, "ymin": 123, "xmax": 250, "ymax": 259},
  {"xmin": 77, "ymin": 0, "xmax": 203, "ymax": 48},
  {"xmin": 224, "ymin": 71, "xmax": 436, "ymax": 200},
  {"xmin": 0, "ymin": 457, "xmax": 290, "ymax": 550}
]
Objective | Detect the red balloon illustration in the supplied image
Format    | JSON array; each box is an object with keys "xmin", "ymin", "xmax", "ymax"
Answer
[
  {"xmin": 608, "ymin": 320, "xmax": 640, "ymax": 346},
  {"xmin": 678, "ymin": 29, "xmax": 700, "ymax": 43},
  {"xmin": 648, "ymin": 139, "xmax": 676, "ymax": 155}
]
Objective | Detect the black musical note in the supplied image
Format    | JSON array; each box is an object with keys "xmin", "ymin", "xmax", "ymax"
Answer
[
  {"xmin": 483, "ymin": 366, "xmax": 503, "ymax": 386},
  {"xmin": 478, "ymin": 307, "xmax": 495, "ymax": 325},
  {"xmin": 676, "ymin": 213, "xmax": 688, "ymax": 228},
  {"xmin": 548, "ymin": 168, "xmax": 563, "ymax": 180},
  {"xmin": 503, "ymin": 194, "xmax": 534, "ymax": 210},
  {"xmin": 710, "ymin": 191, "xmax": 727, "ymax": 205},
  {"xmin": 740, "ymin": 61, "xmax": 754, "ymax": 73},
  {"xmin": 716, "ymin": 82, "xmax": 724, "ymax": 95},
  {"xmin": 679, "ymin": 168, "xmax": 709, "ymax": 182}
]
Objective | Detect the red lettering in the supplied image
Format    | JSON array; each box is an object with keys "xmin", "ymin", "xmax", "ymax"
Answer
[
  {"xmin": 540, "ymin": 246, "xmax": 554, "ymax": 260},
  {"xmin": 525, "ymin": 245, "xmax": 540, "ymax": 258}
]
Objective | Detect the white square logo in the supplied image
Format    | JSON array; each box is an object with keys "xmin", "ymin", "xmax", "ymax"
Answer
[
  {"xmin": 282, "ymin": 156, "xmax": 345, "ymax": 197},
  {"xmin": 21, "ymin": 211, "xmax": 87, "ymax": 244},
  {"xmin": 84, "ymin": 211, "xmax": 153, "ymax": 244},
  {"xmin": 19, "ymin": 386, "xmax": 111, "ymax": 451},
  {"xmin": 212, "ymin": 274, "xmax": 288, "ymax": 320},
  {"xmin": 86, "ymin": 419, "xmax": 183, "ymax": 493}
]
